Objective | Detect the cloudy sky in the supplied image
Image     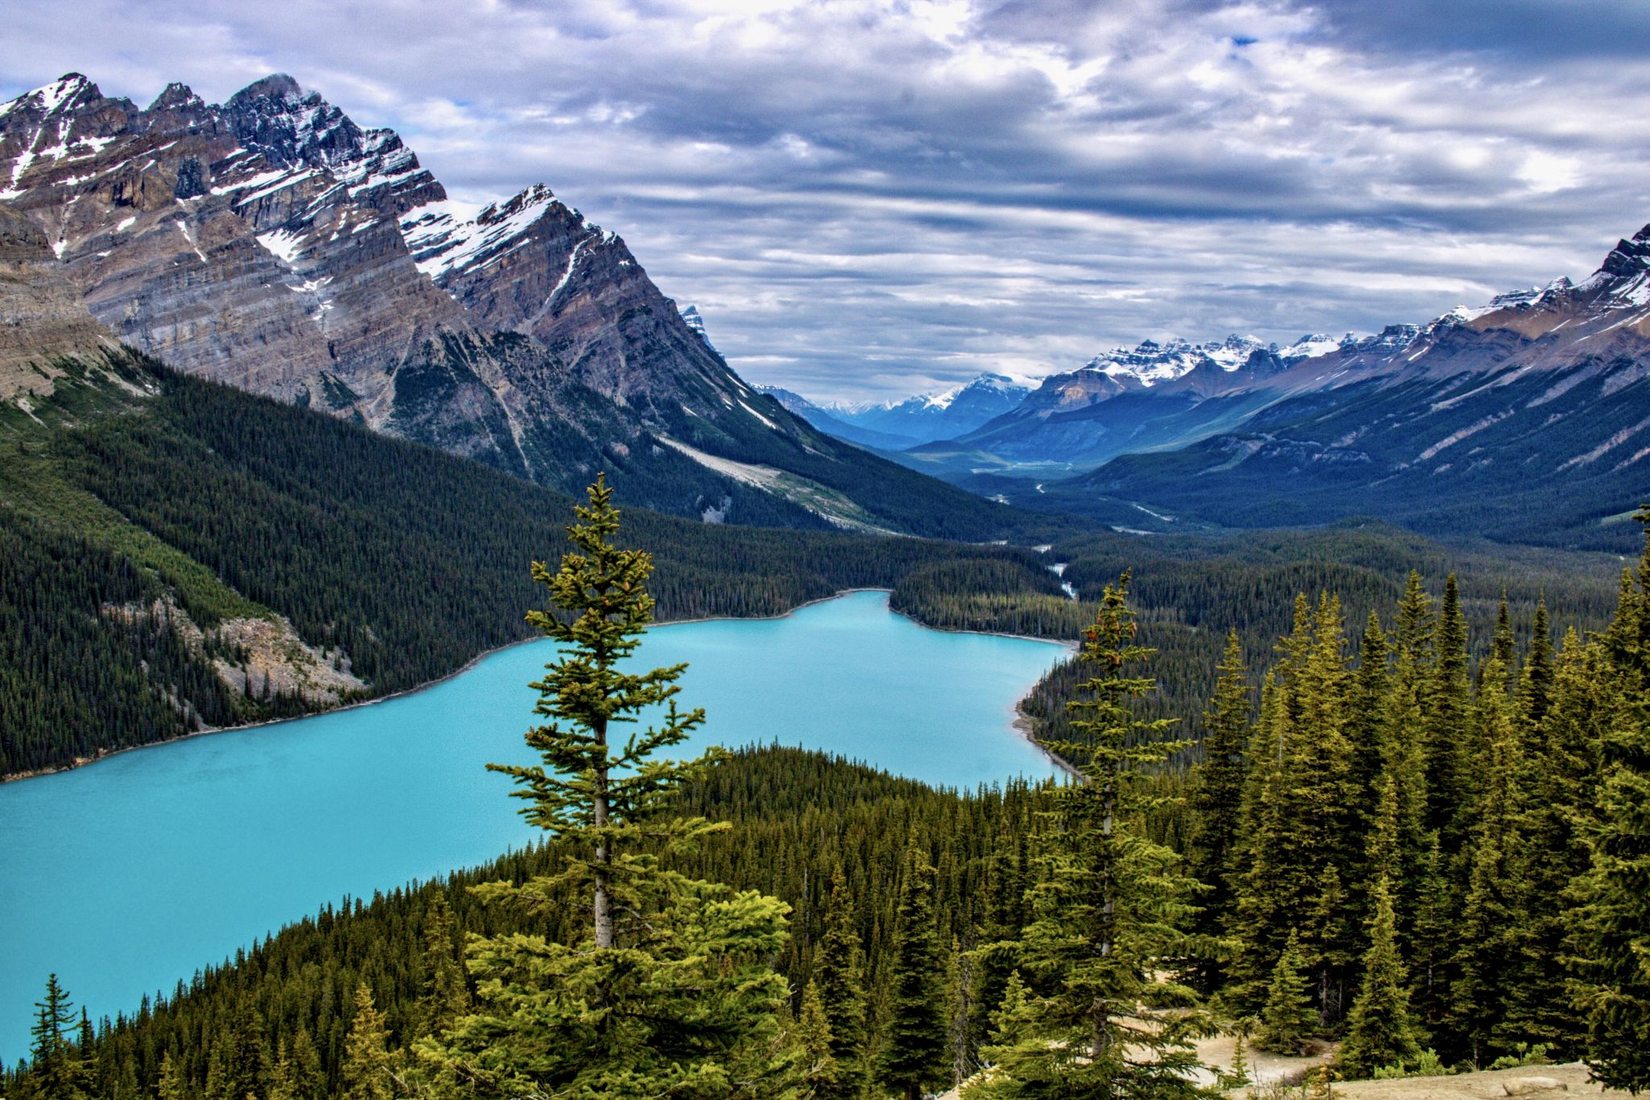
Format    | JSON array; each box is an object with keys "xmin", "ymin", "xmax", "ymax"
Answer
[{"xmin": 8, "ymin": 1, "xmax": 1650, "ymax": 401}]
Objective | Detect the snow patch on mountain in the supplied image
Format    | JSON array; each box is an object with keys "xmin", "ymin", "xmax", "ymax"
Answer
[
  {"xmin": 402, "ymin": 185, "xmax": 571, "ymax": 281},
  {"xmin": 255, "ymin": 228, "xmax": 306, "ymax": 265}
]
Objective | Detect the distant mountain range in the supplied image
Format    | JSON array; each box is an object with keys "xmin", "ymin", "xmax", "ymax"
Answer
[
  {"xmin": 762, "ymin": 373, "xmax": 1032, "ymax": 449},
  {"xmin": 0, "ymin": 73, "xmax": 1026, "ymax": 540},
  {"xmin": 982, "ymin": 235, "xmax": 1650, "ymax": 549},
  {"xmin": 767, "ymin": 235, "xmax": 1649, "ymax": 549}
]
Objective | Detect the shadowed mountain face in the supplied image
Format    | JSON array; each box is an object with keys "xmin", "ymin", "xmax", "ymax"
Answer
[{"xmin": 0, "ymin": 73, "xmax": 1027, "ymax": 539}]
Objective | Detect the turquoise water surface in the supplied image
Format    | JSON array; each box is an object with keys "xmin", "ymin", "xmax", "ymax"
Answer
[{"xmin": 0, "ymin": 590, "xmax": 1065, "ymax": 1061}]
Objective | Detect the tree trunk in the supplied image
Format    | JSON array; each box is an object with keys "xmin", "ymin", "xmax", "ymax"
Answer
[{"xmin": 593, "ymin": 715, "xmax": 613, "ymax": 949}]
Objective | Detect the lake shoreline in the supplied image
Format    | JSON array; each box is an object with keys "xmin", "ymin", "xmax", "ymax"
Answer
[{"xmin": 4, "ymin": 589, "xmax": 1074, "ymax": 785}]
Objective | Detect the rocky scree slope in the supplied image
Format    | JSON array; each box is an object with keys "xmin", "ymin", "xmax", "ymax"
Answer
[{"xmin": 0, "ymin": 73, "xmax": 1017, "ymax": 537}]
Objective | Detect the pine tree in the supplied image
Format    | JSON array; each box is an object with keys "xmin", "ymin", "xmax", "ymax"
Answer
[
  {"xmin": 420, "ymin": 477, "xmax": 796, "ymax": 1098},
  {"xmin": 966, "ymin": 573, "xmax": 1212, "ymax": 1098},
  {"xmin": 414, "ymin": 894, "xmax": 468, "ymax": 1037},
  {"xmin": 1516, "ymin": 598, "xmax": 1555, "ymax": 726},
  {"xmin": 1347, "ymin": 612, "xmax": 1390, "ymax": 837},
  {"xmin": 1255, "ymin": 932, "xmax": 1317, "ymax": 1055},
  {"xmin": 1450, "ymin": 655, "xmax": 1522, "ymax": 1065},
  {"xmin": 876, "ymin": 843, "xmax": 949, "ymax": 1100},
  {"xmin": 29, "ymin": 975, "xmax": 83, "ymax": 1100},
  {"xmin": 966, "ymin": 844, "xmax": 1028, "ymax": 1071},
  {"xmin": 812, "ymin": 869, "xmax": 868, "ymax": 1099},
  {"xmin": 1337, "ymin": 876, "xmax": 1422, "ymax": 1078},
  {"xmin": 214, "ymin": 1002, "xmax": 268, "ymax": 1100},
  {"xmin": 1425, "ymin": 574, "xmax": 1471, "ymax": 850},
  {"xmin": 796, "ymin": 982, "xmax": 841, "ymax": 1099},
  {"xmin": 1501, "ymin": 630, "xmax": 1603, "ymax": 1055},
  {"xmin": 287, "ymin": 1029, "xmax": 324, "ymax": 1100},
  {"xmin": 1187, "ymin": 629, "xmax": 1250, "ymax": 991},
  {"xmin": 155, "ymin": 1051, "xmax": 188, "ymax": 1100},
  {"xmin": 341, "ymin": 984, "xmax": 394, "ymax": 1100},
  {"xmin": 1231, "ymin": 595, "xmax": 1359, "ymax": 1022},
  {"xmin": 1571, "ymin": 505, "xmax": 1650, "ymax": 1092}
]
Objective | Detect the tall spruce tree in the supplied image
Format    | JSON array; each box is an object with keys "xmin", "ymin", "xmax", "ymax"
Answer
[
  {"xmin": 1187, "ymin": 629, "xmax": 1251, "ymax": 992},
  {"xmin": 1571, "ymin": 505, "xmax": 1650, "ymax": 1091},
  {"xmin": 1516, "ymin": 598, "xmax": 1555, "ymax": 726},
  {"xmin": 1450, "ymin": 655, "xmax": 1522, "ymax": 1066},
  {"xmin": 1231, "ymin": 595, "xmax": 1358, "ymax": 1022},
  {"xmin": 1501, "ymin": 630, "xmax": 1604, "ymax": 1054},
  {"xmin": 812, "ymin": 869, "xmax": 869, "ymax": 1099},
  {"xmin": 414, "ymin": 894, "xmax": 468, "ymax": 1038},
  {"xmin": 420, "ymin": 476, "xmax": 796, "ymax": 1098},
  {"xmin": 1337, "ymin": 876, "xmax": 1422, "ymax": 1078},
  {"xmin": 1425, "ymin": 574, "xmax": 1472, "ymax": 851},
  {"xmin": 876, "ymin": 843, "xmax": 949, "ymax": 1100},
  {"xmin": 28, "ymin": 975, "xmax": 83, "ymax": 1100},
  {"xmin": 966, "ymin": 573, "xmax": 1212, "ymax": 1099}
]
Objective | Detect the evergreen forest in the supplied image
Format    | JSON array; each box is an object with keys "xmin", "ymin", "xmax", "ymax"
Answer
[{"xmin": 7, "ymin": 483, "xmax": 1649, "ymax": 1097}]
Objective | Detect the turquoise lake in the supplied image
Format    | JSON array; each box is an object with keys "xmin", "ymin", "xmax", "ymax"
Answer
[{"xmin": 0, "ymin": 590, "xmax": 1066, "ymax": 1061}]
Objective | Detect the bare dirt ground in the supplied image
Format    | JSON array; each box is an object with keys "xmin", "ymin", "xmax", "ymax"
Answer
[{"xmin": 940, "ymin": 1036, "xmax": 1630, "ymax": 1100}]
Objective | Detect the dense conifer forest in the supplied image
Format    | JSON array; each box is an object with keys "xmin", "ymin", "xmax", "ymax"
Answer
[
  {"xmin": 0, "ymin": 356, "xmax": 1075, "ymax": 777},
  {"xmin": 9, "ymin": 498, "xmax": 1649, "ymax": 1097}
]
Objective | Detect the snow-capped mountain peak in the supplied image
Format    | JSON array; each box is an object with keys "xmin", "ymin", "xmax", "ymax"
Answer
[
  {"xmin": 678, "ymin": 304, "xmax": 717, "ymax": 352},
  {"xmin": 1080, "ymin": 334, "xmax": 1269, "ymax": 386}
]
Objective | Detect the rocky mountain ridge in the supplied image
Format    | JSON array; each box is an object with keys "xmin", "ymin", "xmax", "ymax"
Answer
[
  {"xmin": 1018, "ymin": 225, "xmax": 1650, "ymax": 549},
  {"xmin": 0, "ymin": 72, "xmax": 1024, "ymax": 538},
  {"xmin": 767, "ymin": 372, "xmax": 1034, "ymax": 449}
]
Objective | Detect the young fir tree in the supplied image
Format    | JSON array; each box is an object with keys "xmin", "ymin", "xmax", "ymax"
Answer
[
  {"xmin": 340, "ymin": 984, "xmax": 395, "ymax": 1100},
  {"xmin": 966, "ymin": 573, "xmax": 1212, "ymax": 1099},
  {"xmin": 1337, "ymin": 875, "xmax": 1422, "ymax": 1078},
  {"xmin": 795, "ymin": 981, "xmax": 841, "ymax": 1098},
  {"xmin": 1255, "ymin": 931, "xmax": 1317, "ymax": 1055},
  {"xmin": 1571, "ymin": 505, "xmax": 1650, "ymax": 1092},
  {"xmin": 876, "ymin": 843, "xmax": 950, "ymax": 1100},
  {"xmin": 420, "ymin": 476, "xmax": 796, "ymax": 1098}
]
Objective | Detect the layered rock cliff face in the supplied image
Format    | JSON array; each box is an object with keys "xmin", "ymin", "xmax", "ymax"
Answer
[
  {"xmin": 0, "ymin": 204, "xmax": 115, "ymax": 398},
  {"xmin": 2, "ymin": 73, "xmax": 997, "ymax": 533}
]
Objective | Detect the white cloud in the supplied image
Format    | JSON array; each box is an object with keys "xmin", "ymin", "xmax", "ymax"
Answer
[{"xmin": 6, "ymin": 0, "xmax": 1650, "ymax": 400}]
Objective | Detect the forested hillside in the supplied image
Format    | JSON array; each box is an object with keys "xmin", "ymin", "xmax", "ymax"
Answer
[
  {"xmin": 12, "ymin": 512, "xmax": 1649, "ymax": 1097},
  {"xmin": 0, "ymin": 355, "xmax": 1073, "ymax": 778}
]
